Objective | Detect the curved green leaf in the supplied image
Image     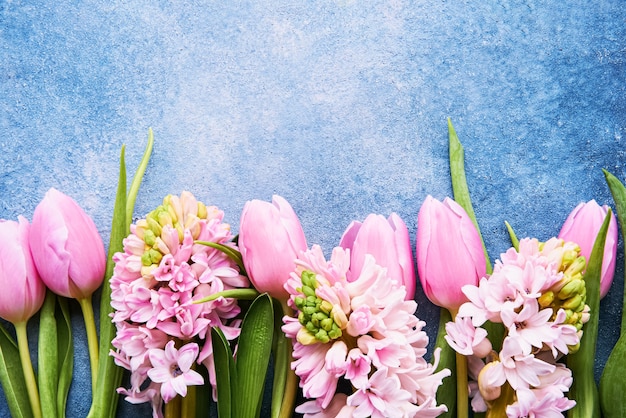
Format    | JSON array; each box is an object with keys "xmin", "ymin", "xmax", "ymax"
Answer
[
  {"xmin": 88, "ymin": 145, "xmax": 128, "ymax": 418},
  {"xmin": 600, "ymin": 169, "xmax": 626, "ymax": 418},
  {"xmin": 431, "ymin": 308, "xmax": 456, "ymax": 418},
  {"xmin": 56, "ymin": 297, "xmax": 73, "ymax": 417},
  {"xmin": 38, "ymin": 291, "xmax": 58, "ymax": 418},
  {"xmin": 196, "ymin": 241, "xmax": 246, "ymax": 275},
  {"xmin": 0, "ymin": 323, "xmax": 32, "ymax": 418},
  {"xmin": 234, "ymin": 294, "xmax": 274, "ymax": 418},
  {"xmin": 448, "ymin": 118, "xmax": 492, "ymax": 274},
  {"xmin": 211, "ymin": 327, "xmax": 234, "ymax": 418},
  {"xmin": 567, "ymin": 208, "xmax": 610, "ymax": 418}
]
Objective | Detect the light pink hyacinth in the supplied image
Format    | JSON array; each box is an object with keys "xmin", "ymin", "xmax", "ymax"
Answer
[
  {"xmin": 447, "ymin": 237, "xmax": 587, "ymax": 414},
  {"xmin": 284, "ymin": 244, "xmax": 450, "ymax": 417},
  {"xmin": 110, "ymin": 192, "xmax": 249, "ymax": 414}
]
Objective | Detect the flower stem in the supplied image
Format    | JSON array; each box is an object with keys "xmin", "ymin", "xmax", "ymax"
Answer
[
  {"xmin": 449, "ymin": 308, "xmax": 468, "ymax": 418},
  {"xmin": 181, "ymin": 385, "xmax": 196, "ymax": 418},
  {"xmin": 14, "ymin": 321, "xmax": 42, "ymax": 418},
  {"xmin": 78, "ymin": 297, "xmax": 99, "ymax": 393},
  {"xmin": 164, "ymin": 395, "xmax": 181, "ymax": 418},
  {"xmin": 276, "ymin": 299, "xmax": 297, "ymax": 418}
]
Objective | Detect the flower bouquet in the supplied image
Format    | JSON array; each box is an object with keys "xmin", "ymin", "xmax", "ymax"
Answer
[{"xmin": 0, "ymin": 121, "xmax": 625, "ymax": 418}]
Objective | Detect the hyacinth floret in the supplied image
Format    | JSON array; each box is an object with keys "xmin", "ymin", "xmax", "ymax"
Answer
[
  {"xmin": 110, "ymin": 191, "xmax": 249, "ymax": 417},
  {"xmin": 283, "ymin": 245, "xmax": 450, "ymax": 417},
  {"xmin": 448, "ymin": 237, "xmax": 588, "ymax": 416}
]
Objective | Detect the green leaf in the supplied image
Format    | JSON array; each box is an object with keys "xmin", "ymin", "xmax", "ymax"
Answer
[
  {"xmin": 430, "ymin": 308, "xmax": 456, "ymax": 418},
  {"xmin": 603, "ymin": 169, "xmax": 626, "ymax": 334},
  {"xmin": 566, "ymin": 208, "xmax": 610, "ymax": 418},
  {"xmin": 233, "ymin": 294, "xmax": 274, "ymax": 418},
  {"xmin": 600, "ymin": 169, "xmax": 626, "ymax": 418},
  {"xmin": 126, "ymin": 128, "xmax": 154, "ymax": 226},
  {"xmin": 600, "ymin": 333, "xmax": 626, "ymax": 418},
  {"xmin": 38, "ymin": 291, "xmax": 59, "ymax": 418},
  {"xmin": 211, "ymin": 327, "xmax": 235, "ymax": 418},
  {"xmin": 88, "ymin": 145, "xmax": 128, "ymax": 418},
  {"xmin": 504, "ymin": 221, "xmax": 519, "ymax": 251},
  {"xmin": 196, "ymin": 241, "xmax": 246, "ymax": 275},
  {"xmin": 56, "ymin": 297, "xmax": 73, "ymax": 418},
  {"xmin": 89, "ymin": 133, "xmax": 153, "ymax": 418},
  {"xmin": 0, "ymin": 323, "xmax": 32, "ymax": 418},
  {"xmin": 448, "ymin": 118, "xmax": 492, "ymax": 274}
]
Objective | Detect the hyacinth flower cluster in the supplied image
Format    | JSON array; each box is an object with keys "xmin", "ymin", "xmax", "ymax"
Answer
[
  {"xmin": 109, "ymin": 191, "xmax": 249, "ymax": 416},
  {"xmin": 282, "ymin": 243, "xmax": 450, "ymax": 418},
  {"xmin": 445, "ymin": 237, "xmax": 589, "ymax": 416}
]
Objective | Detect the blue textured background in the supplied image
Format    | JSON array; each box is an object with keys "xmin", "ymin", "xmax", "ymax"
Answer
[{"xmin": 1, "ymin": 1, "xmax": 625, "ymax": 416}]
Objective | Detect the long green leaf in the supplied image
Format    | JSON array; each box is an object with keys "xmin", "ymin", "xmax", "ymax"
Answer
[
  {"xmin": 448, "ymin": 118, "xmax": 492, "ymax": 274},
  {"xmin": 431, "ymin": 308, "xmax": 456, "ymax": 418},
  {"xmin": 196, "ymin": 241, "xmax": 246, "ymax": 275},
  {"xmin": 87, "ymin": 145, "xmax": 128, "ymax": 418},
  {"xmin": 448, "ymin": 119, "xmax": 504, "ymax": 366},
  {"xmin": 89, "ymin": 133, "xmax": 154, "ymax": 418},
  {"xmin": 126, "ymin": 128, "xmax": 154, "ymax": 226},
  {"xmin": 600, "ymin": 169, "xmax": 626, "ymax": 418},
  {"xmin": 234, "ymin": 294, "xmax": 274, "ymax": 418},
  {"xmin": 0, "ymin": 323, "xmax": 32, "ymax": 418},
  {"xmin": 56, "ymin": 297, "xmax": 73, "ymax": 417},
  {"xmin": 211, "ymin": 327, "xmax": 234, "ymax": 418},
  {"xmin": 38, "ymin": 291, "xmax": 58, "ymax": 418},
  {"xmin": 567, "ymin": 208, "xmax": 610, "ymax": 418},
  {"xmin": 603, "ymin": 169, "xmax": 626, "ymax": 334}
]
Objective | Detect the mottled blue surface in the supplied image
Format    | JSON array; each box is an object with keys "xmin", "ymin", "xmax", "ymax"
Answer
[{"xmin": 1, "ymin": 0, "xmax": 625, "ymax": 416}]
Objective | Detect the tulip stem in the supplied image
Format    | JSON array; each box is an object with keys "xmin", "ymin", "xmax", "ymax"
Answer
[
  {"xmin": 449, "ymin": 308, "xmax": 468, "ymax": 418},
  {"xmin": 276, "ymin": 299, "xmax": 298, "ymax": 418},
  {"xmin": 14, "ymin": 321, "xmax": 42, "ymax": 418},
  {"xmin": 78, "ymin": 297, "xmax": 99, "ymax": 394}
]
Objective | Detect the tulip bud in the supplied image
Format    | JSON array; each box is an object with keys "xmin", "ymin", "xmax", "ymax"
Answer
[
  {"xmin": 29, "ymin": 188, "xmax": 106, "ymax": 300},
  {"xmin": 339, "ymin": 213, "xmax": 416, "ymax": 300},
  {"xmin": 0, "ymin": 217, "xmax": 46, "ymax": 324},
  {"xmin": 558, "ymin": 200, "xmax": 618, "ymax": 298},
  {"xmin": 238, "ymin": 195, "xmax": 307, "ymax": 300},
  {"xmin": 416, "ymin": 195, "xmax": 486, "ymax": 311}
]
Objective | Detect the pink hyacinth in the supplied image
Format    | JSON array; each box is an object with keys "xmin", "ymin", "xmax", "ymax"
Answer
[
  {"xmin": 110, "ymin": 192, "xmax": 249, "ymax": 414},
  {"xmin": 283, "ymin": 244, "xmax": 450, "ymax": 417},
  {"xmin": 447, "ymin": 237, "xmax": 587, "ymax": 414}
]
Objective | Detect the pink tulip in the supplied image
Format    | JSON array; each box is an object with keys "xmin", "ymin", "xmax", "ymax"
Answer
[
  {"xmin": 558, "ymin": 200, "xmax": 618, "ymax": 299},
  {"xmin": 339, "ymin": 213, "xmax": 416, "ymax": 300},
  {"xmin": 0, "ymin": 216, "xmax": 46, "ymax": 324},
  {"xmin": 238, "ymin": 195, "xmax": 307, "ymax": 300},
  {"xmin": 29, "ymin": 188, "xmax": 106, "ymax": 300},
  {"xmin": 416, "ymin": 195, "xmax": 486, "ymax": 312}
]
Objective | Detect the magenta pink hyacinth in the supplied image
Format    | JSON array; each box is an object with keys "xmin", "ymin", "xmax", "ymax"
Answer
[
  {"xmin": 339, "ymin": 213, "xmax": 416, "ymax": 300},
  {"xmin": 558, "ymin": 199, "xmax": 618, "ymax": 298},
  {"xmin": 416, "ymin": 195, "xmax": 486, "ymax": 311},
  {"xmin": 238, "ymin": 195, "xmax": 307, "ymax": 300},
  {"xmin": 0, "ymin": 216, "xmax": 46, "ymax": 324},
  {"xmin": 29, "ymin": 188, "xmax": 106, "ymax": 300}
]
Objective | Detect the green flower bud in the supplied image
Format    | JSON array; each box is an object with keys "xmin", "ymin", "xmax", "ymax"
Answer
[
  {"xmin": 562, "ymin": 294, "xmax": 583, "ymax": 310},
  {"xmin": 558, "ymin": 278, "xmax": 585, "ymax": 299},
  {"xmin": 538, "ymin": 291, "xmax": 555, "ymax": 307}
]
